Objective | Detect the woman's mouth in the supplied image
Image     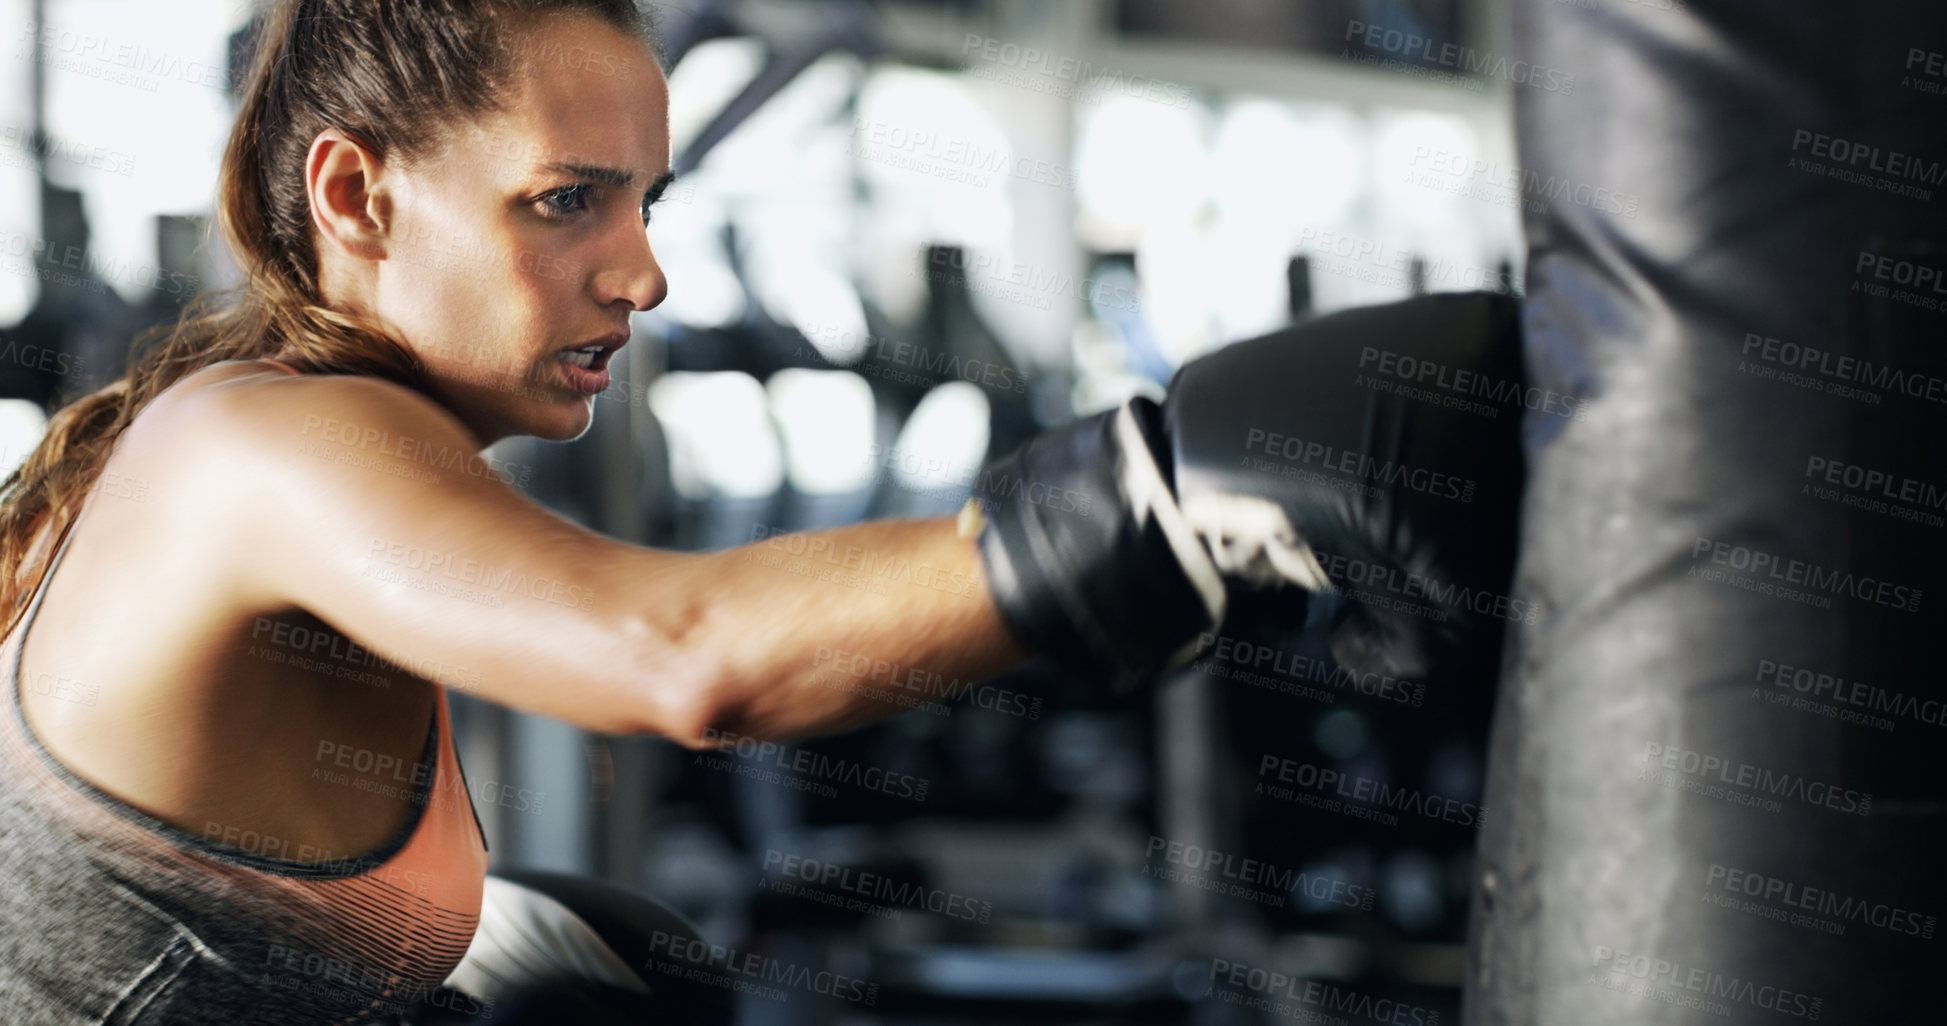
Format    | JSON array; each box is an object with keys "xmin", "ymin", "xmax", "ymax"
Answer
[
  {"xmin": 552, "ymin": 335, "xmax": 628, "ymax": 395},
  {"xmin": 558, "ymin": 346, "xmax": 608, "ymax": 370}
]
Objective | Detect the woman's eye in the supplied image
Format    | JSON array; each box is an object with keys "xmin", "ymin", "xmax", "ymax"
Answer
[{"xmin": 539, "ymin": 185, "xmax": 592, "ymax": 218}]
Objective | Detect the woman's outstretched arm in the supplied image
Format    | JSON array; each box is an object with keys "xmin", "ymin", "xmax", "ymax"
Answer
[{"xmin": 159, "ymin": 366, "xmax": 1024, "ymax": 747}]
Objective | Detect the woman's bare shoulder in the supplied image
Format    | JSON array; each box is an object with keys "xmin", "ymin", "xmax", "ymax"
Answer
[
  {"xmin": 157, "ymin": 358, "xmax": 394, "ymax": 405},
  {"xmin": 137, "ymin": 359, "xmax": 470, "ymax": 456},
  {"xmin": 107, "ymin": 358, "xmax": 487, "ymax": 573}
]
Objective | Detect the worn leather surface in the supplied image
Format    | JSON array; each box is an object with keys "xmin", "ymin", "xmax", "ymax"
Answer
[{"xmin": 1468, "ymin": 2, "xmax": 1947, "ymax": 1022}]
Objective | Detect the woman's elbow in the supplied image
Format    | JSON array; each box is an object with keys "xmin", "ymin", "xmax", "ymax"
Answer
[
  {"xmin": 651, "ymin": 681, "xmax": 728, "ymax": 751},
  {"xmin": 631, "ymin": 659, "xmax": 796, "ymax": 750},
  {"xmin": 590, "ymin": 569, "xmax": 771, "ymax": 748},
  {"xmin": 608, "ymin": 622, "xmax": 735, "ymax": 749}
]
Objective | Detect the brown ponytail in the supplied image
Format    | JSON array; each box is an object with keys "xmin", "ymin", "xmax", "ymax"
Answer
[{"xmin": 0, "ymin": 0, "xmax": 652, "ymax": 634}]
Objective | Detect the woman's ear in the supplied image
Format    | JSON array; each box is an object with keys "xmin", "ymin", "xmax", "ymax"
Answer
[{"xmin": 305, "ymin": 128, "xmax": 391, "ymax": 262}]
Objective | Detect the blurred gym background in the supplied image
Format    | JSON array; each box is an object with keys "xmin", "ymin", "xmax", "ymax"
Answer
[{"xmin": 3, "ymin": 0, "xmax": 1524, "ymax": 1022}]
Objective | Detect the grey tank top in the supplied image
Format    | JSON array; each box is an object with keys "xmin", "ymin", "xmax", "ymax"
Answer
[{"xmin": 0, "ymin": 511, "xmax": 491, "ymax": 1025}]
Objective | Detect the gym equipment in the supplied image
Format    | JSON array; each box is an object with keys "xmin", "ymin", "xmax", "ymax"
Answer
[
  {"xmin": 409, "ymin": 870, "xmax": 734, "ymax": 1025},
  {"xmin": 1466, "ymin": 1, "xmax": 1947, "ymax": 1021}
]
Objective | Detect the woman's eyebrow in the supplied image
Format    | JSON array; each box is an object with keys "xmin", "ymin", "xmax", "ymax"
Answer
[
  {"xmin": 542, "ymin": 162, "xmax": 639, "ymax": 188},
  {"xmin": 542, "ymin": 164, "xmax": 678, "ymax": 203}
]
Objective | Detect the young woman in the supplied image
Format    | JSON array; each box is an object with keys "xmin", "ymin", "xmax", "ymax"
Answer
[{"xmin": 0, "ymin": 1, "xmax": 1023, "ymax": 1022}]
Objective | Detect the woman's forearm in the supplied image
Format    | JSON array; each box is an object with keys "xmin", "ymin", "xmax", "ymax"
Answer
[{"xmin": 676, "ymin": 515, "xmax": 1028, "ymax": 742}]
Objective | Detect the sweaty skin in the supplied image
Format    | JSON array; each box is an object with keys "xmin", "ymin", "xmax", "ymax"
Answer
[{"xmin": 12, "ymin": 14, "xmax": 1023, "ymax": 865}]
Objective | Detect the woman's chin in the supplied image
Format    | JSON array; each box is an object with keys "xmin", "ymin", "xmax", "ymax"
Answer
[{"xmin": 528, "ymin": 401, "xmax": 595, "ymax": 443}]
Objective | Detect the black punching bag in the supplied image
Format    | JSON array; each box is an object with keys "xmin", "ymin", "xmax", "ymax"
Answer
[{"xmin": 1467, "ymin": 1, "xmax": 1947, "ymax": 1023}]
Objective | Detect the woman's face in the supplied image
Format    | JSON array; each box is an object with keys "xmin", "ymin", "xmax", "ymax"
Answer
[{"xmin": 356, "ymin": 15, "xmax": 671, "ymax": 445}]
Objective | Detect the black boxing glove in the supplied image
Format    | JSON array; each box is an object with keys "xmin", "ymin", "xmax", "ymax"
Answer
[
  {"xmin": 1163, "ymin": 291, "xmax": 1527, "ymax": 678},
  {"xmin": 971, "ymin": 291, "xmax": 1526, "ymax": 689},
  {"xmin": 970, "ymin": 395, "xmax": 1229, "ymax": 692}
]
